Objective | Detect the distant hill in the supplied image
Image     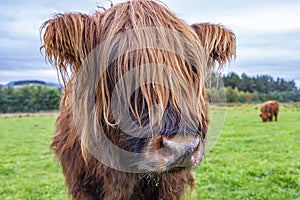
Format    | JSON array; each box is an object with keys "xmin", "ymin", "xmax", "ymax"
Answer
[{"xmin": 3, "ymin": 80, "xmax": 60, "ymax": 88}]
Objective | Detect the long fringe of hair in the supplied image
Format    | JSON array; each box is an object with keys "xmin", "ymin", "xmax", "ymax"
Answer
[{"xmin": 41, "ymin": 0, "xmax": 236, "ymax": 161}]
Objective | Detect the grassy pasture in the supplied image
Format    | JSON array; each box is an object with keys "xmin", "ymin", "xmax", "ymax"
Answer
[{"xmin": 0, "ymin": 104, "xmax": 299, "ymax": 200}]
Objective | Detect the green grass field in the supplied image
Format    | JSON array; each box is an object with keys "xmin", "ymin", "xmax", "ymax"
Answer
[{"xmin": 0, "ymin": 104, "xmax": 299, "ymax": 200}]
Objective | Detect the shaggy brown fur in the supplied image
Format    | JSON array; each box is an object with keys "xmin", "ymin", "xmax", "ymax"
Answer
[
  {"xmin": 41, "ymin": 0, "xmax": 236, "ymax": 199},
  {"xmin": 259, "ymin": 100, "xmax": 279, "ymax": 122}
]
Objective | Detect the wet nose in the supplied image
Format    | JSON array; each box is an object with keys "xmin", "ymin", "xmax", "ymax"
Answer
[{"xmin": 161, "ymin": 134, "xmax": 200, "ymax": 155}]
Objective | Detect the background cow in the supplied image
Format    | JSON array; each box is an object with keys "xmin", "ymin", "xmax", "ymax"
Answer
[{"xmin": 259, "ymin": 100, "xmax": 279, "ymax": 122}]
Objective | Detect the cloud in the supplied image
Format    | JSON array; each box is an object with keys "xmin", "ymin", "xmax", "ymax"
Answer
[
  {"xmin": 225, "ymin": 3, "xmax": 300, "ymax": 34},
  {"xmin": 0, "ymin": 0, "xmax": 299, "ymax": 88}
]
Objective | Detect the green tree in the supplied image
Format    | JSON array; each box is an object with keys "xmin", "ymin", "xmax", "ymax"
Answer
[
  {"xmin": 0, "ymin": 86, "xmax": 61, "ymax": 113},
  {"xmin": 251, "ymin": 91, "xmax": 260, "ymax": 102},
  {"xmin": 239, "ymin": 73, "xmax": 256, "ymax": 92},
  {"xmin": 226, "ymin": 86, "xmax": 239, "ymax": 103},
  {"xmin": 223, "ymin": 72, "xmax": 241, "ymax": 89}
]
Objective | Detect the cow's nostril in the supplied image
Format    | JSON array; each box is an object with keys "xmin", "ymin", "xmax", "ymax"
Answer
[
  {"xmin": 185, "ymin": 146, "xmax": 194, "ymax": 154},
  {"xmin": 185, "ymin": 136, "xmax": 200, "ymax": 154},
  {"xmin": 186, "ymin": 139, "xmax": 199, "ymax": 154}
]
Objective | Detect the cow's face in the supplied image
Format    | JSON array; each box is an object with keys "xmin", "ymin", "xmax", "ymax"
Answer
[
  {"xmin": 259, "ymin": 113, "xmax": 271, "ymax": 122},
  {"xmin": 41, "ymin": 0, "xmax": 236, "ymax": 174}
]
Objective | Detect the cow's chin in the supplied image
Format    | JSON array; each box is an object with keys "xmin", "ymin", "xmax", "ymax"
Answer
[{"xmin": 138, "ymin": 134, "xmax": 204, "ymax": 173}]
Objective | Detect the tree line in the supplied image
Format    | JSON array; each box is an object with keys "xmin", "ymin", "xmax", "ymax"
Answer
[
  {"xmin": 0, "ymin": 85, "xmax": 61, "ymax": 113},
  {"xmin": 0, "ymin": 72, "xmax": 299, "ymax": 113},
  {"xmin": 221, "ymin": 72, "xmax": 300, "ymax": 103}
]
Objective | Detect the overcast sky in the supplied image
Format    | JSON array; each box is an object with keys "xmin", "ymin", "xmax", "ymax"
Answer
[{"xmin": 0, "ymin": 0, "xmax": 300, "ymax": 87}]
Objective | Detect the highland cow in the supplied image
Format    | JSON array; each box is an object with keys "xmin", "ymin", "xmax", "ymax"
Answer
[
  {"xmin": 41, "ymin": 0, "xmax": 236, "ymax": 199},
  {"xmin": 259, "ymin": 100, "xmax": 279, "ymax": 122}
]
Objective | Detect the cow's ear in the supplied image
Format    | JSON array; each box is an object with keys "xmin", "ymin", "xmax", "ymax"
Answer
[
  {"xmin": 191, "ymin": 23, "xmax": 236, "ymax": 67},
  {"xmin": 40, "ymin": 13, "xmax": 101, "ymax": 82}
]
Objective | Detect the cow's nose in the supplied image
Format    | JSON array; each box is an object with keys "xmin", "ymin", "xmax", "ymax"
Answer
[{"xmin": 161, "ymin": 134, "xmax": 200, "ymax": 155}]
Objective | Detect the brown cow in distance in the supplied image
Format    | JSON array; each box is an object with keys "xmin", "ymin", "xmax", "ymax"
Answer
[{"xmin": 259, "ymin": 100, "xmax": 279, "ymax": 122}]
